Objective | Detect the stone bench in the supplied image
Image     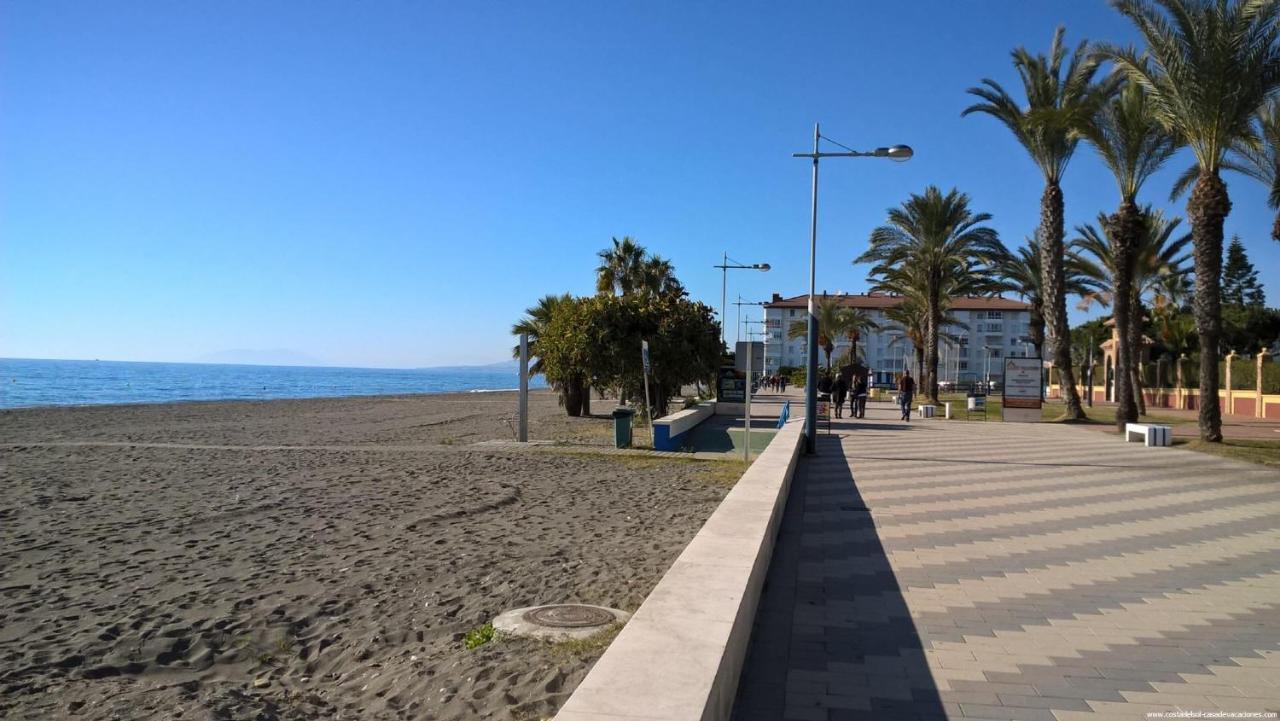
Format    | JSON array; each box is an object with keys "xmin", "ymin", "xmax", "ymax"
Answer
[
  {"xmin": 918, "ymin": 404, "xmax": 936, "ymax": 419},
  {"xmin": 1125, "ymin": 422, "xmax": 1172, "ymax": 447}
]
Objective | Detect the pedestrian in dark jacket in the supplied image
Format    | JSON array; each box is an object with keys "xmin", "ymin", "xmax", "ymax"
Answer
[
  {"xmin": 852, "ymin": 374, "xmax": 868, "ymax": 419},
  {"xmin": 898, "ymin": 370, "xmax": 915, "ymax": 422},
  {"xmin": 831, "ymin": 374, "xmax": 848, "ymax": 418}
]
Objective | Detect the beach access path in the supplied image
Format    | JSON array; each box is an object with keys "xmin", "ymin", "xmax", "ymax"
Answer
[{"xmin": 732, "ymin": 400, "xmax": 1280, "ymax": 720}]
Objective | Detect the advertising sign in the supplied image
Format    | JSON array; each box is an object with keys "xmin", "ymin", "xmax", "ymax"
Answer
[
  {"xmin": 1002, "ymin": 357, "xmax": 1043, "ymax": 422},
  {"xmin": 717, "ymin": 366, "xmax": 746, "ymax": 403},
  {"xmin": 734, "ymin": 341, "xmax": 764, "ymax": 374}
]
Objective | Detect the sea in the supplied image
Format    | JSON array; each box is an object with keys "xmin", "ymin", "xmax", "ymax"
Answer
[{"xmin": 0, "ymin": 358, "xmax": 548, "ymax": 410}]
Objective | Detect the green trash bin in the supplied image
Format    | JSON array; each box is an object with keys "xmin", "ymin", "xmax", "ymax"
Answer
[{"xmin": 611, "ymin": 406, "xmax": 636, "ymax": 448}]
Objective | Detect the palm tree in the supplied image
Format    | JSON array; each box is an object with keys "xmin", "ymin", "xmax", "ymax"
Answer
[
  {"xmin": 838, "ymin": 308, "xmax": 880, "ymax": 365},
  {"xmin": 1226, "ymin": 99, "xmax": 1280, "ymax": 242},
  {"xmin": 640, "ymin": 255, "xmax": 686, "ymax": 297},
  {"xmin": 787, "ymin": 296, "xmax": 850, "ymax": 370},
  {"xmin": 964, "ymin": 26, "xmax": 1117, "ymax": 420},
  {"xmin": 857, "ymin": 186, "xmax": 1004, "ymax": 403},
  {"xmin": 882, "ymin": 299, "xmax": 929, "ymax": 383},
  {"xmin": 1101, "ymin": 0, "xmax": 1280, "ymax": 441},
  {"xmin": 997, "ymin": 236, "xmax": 1095, "ymax": 361},
  {"xmin": 595, "ymin": 237, "xmax": 646, "ymax": 295},
  {"xmin": 1073, "ymin": 209, "xmax": 1192, "ymax": 417},
  {"xmin": 511, "ymin": 293, "xmax": 586, "ymax": 413},
  {"xmin": 1081, "ymin": 76, "xmax": 1180, "ymax": 429}
]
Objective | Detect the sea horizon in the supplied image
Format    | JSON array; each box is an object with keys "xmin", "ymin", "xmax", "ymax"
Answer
[{"xmin": 0, "ymin": 357, "xmax": 547, "ymax": 409}]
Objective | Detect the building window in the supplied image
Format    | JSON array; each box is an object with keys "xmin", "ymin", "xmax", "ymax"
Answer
[{"xmin": 987, "ymin": 311, "xmax": 1003, "ymax": 319}]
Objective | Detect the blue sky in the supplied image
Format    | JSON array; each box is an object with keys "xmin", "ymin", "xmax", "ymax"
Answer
[{"xmin": 3, "ymin": 1, "xmax": 1277, "ymax": 368}]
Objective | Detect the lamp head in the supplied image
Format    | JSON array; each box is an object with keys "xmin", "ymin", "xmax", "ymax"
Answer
[
  {"xmin": 885, "ymin": 145, "xmax": 914, "ymax": 161},
  {"xmin": 756, "ymin": 263, "xmax": 771, "ymax": 272}
]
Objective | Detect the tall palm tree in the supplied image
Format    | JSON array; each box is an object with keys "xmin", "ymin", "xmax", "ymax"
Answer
[
  {"xmin": 640, "ymin": 255, "xmax": 686, "ymax": 298},
  {"xmin": 787, "ymin": 296, "xmax": 850, "ymax": 370},
  {"xmin": 595, "ymin": 236, "xmax": 646, "ymax": 295},
  {"xmin": 964, "ymin": 26, "xmax": 1117, "ymax": 420},
  {"xmin": 997, "ymin": 236, "xmax": 1095, "ymax": 361},
  {"xmin": 857, "ymin": 186, "xmax": 1004, "ymax": 403},
  {"xmin": 838, "ymin": 308, "xmax": 879, "ymax": 365},
  {"xmin": 1081, "ymin": 76, "xmax": 1180, "ymax": 429},
  {"xmin": 1073, "ymin": 209, "xmax": 1192, "ymax": 416},
  {"xmin": 1101, "ymin": 0, "xmax": 1280, "ymax": 441},
  {"xmin": 882, "ymin": 299, "xmax": 929, "ymax": 383}
]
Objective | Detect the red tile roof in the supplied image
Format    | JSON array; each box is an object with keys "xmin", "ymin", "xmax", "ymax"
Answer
[{"xmin": 764, "ymin": 292, "xmax": 1031, "ymax": 311}]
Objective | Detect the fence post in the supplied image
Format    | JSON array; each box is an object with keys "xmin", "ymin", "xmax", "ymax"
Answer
[
  {"xmin": 1224, "ymin": 350, "xmax": 1237, "ymax": 416},
  {"xmin": 1259, "ymin": 347, "xmax": 1271, "ymax": 419},
  {"xmin": 1176, "ymin": 353, "xmax": 1186, "ymax": 410}
]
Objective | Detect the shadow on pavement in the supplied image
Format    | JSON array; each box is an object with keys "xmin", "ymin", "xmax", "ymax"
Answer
[{"xmin": 731, "ymin": 434, "xmax": 946, "ymax": 720}]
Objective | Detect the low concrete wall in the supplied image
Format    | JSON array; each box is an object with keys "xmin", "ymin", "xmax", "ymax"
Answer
[
  {"xmin": 555, "ymin": 418, "xmax": 806, "ymax": 721},
  {"xmin": 653, "ymin": 402, "xmax": 716, "ymax": 451}
]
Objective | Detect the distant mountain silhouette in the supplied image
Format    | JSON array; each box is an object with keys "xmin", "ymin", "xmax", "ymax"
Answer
[
  {"xmin": 417, "ymin": 359, "xmax": 521, "ymax": 371},
  {"xmin": 193, "ymin": 349, "xmax": 328, "ymax": 367}
]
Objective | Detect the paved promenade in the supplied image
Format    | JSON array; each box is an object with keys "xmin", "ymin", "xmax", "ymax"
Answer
[{"xmin": 732, "ymin": 402, "xmax": 1280, "ymax": 720}]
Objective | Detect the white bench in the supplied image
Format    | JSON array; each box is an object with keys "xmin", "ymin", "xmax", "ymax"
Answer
[{"xmin": 1125, "ymin": 423, "xmax": 1172, "ymax": 447}]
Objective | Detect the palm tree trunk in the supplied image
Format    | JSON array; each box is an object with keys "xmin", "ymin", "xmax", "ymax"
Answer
[
  {"xmin": 1128, "ymin": 299, "xmax": 1146, "ymax": 416},
  {"xmin": 1039, "ymin": 182, "xmax": 1085, "ymax": 419},
  {"xmin": 1108, "ymin": 203, "xmax": 1139, "ymax": 430},
  {"xmin": 1188, "ymin": 172, "xmax": 1228, "ymax": 442},
  {"xmin": 564, "ymin": 377, "xmax": 584, "ymax": 417},
  {"xmin": 1272, "ymin": 212, "xmax": 1280, "ymax": 243},
  {"xmin": 926, "ymin": 280, "xmax": 942, "ymax": 404}
]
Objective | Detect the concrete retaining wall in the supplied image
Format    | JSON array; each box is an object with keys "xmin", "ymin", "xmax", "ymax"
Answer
[
  {"xmin": 554, "ymin": 418, "xmax": 806, "ymax": 721},
  {"xmin": 653, "ymin": 402, "xmax": 716, "ymax": 451}
]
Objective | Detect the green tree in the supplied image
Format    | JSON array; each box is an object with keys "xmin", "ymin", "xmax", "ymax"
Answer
[
  {"xmin": 579, "ymin": 294, "xmax": 720, "ymax": 417},
  {"xmin": 534, "ymin": 297, "xmax": 597, "ymax": 417},
  {"xmin": 1222, "ymin": 236, "xmax": 1266, "ymax": 307},
  {"xmin": 857, "ymin": 186, "xmax": 1004, "ymax": 403},
  {"xmin": 1101, "ymin": 0, "xmax": 1280, "ymax": 441},
  {"xmin": 1072, "ymin": 209, "xmax": 1192, "ymax": 419},
  {"xmin": 1081, "ymin": 76, "xmax": 1180, "ymax": 429},
  {"xmin": 964, "ymin": 26, "xmax": 1117, "ymax": 420},
  {"xmin": 997, "ymin": 236, "xmax": 1095, "ymax": 360},
  {"xmin": 511, "ymin": 293, "xmax": 576, "ymax": 378},
  {"xmin": 787, "ymin": 296, "xmax": 852, "ymax": 370}
]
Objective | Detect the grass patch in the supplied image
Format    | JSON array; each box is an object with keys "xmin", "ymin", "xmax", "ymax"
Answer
[
  {"xmin": 463, "ymin": 623, "xmax": 497, "ymax": 650},
  {"xmin": 1175, "ymin": 438, "xmax": 1280, "ymax": 468},
  {"xmin": 547, "ymin": 623, "xmax": 623, "ymax": 660}
]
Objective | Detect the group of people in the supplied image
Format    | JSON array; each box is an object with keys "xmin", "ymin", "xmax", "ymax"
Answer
[
  {"xmin": 818, "ymin": 368, "xmax": 917, "ymax": 422},
  {"xmin": 825, "ymin": 372, "xmax": 870, "ymax": 419},
  {"xmin": 760, "ymin": 374, "xmax": 789, "ymax": 393}
]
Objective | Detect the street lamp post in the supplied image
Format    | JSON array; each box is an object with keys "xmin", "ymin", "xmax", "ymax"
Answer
[
  {"xmin": 734, "ymin": 296, "xmax": 768, "ymax": 345},
  {"xmin": 793, "ymin": 123, "xmax": 912, "ymax": 453},
  {"xmin": 715, "ymin": 254, "xmax": 770, "ymax": 347}
]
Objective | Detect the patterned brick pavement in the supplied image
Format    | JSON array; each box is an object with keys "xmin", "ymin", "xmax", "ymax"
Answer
[{"xmin": 732, "ymin": 404, "xmax": 1280, "ymax": 720}]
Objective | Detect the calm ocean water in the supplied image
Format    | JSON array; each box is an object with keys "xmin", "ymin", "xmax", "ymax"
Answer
[{"xmin": 0, "ymin": 358, "xmax": 547, "ymax": 409}]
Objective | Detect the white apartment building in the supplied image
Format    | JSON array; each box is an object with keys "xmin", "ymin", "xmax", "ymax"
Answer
[{"xmin": 762, "ymin": 292, "xmax": 1037, "ymax": 385}]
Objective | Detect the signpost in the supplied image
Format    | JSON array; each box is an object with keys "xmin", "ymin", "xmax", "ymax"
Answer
[
  {"xmin": 1002, "ymin": 357, "xmax": 1043, "ymax": 423},
  {"xmin": 717, "ymin": 366, "xmax": 746, "ymax": 403},
  {"xmin": 641, "ymin": 340, "xmax": 654, "ymax": 445},
  {"xmin": 518, "ymin": 333, "xmax": 529, "ymax": 442}
]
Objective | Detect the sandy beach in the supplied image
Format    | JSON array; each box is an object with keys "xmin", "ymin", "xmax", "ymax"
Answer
[{"xmin": 0, "ymin": 390, "xmax": 736, "ymax": 720}]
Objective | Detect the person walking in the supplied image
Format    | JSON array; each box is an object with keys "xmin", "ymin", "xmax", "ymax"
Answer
[
  {"xmin": 831, "ymin": 373, "xmax": 848, "ymax": 419},
  {"xmin": 852, "ymin": 373, "xmax": 868, "ymax": 419},
  {"xmin": 897, "ymin": 369, "xmax": 915, "ymax": 422},
  {"xmin": 779, "ymin": 374, "xmax": 787, "ymax": 393}
]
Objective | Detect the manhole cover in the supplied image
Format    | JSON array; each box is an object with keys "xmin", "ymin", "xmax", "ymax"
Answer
[{"xmin": 522, "ymin": 604, "xmax": 614, "ymax": 628}]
